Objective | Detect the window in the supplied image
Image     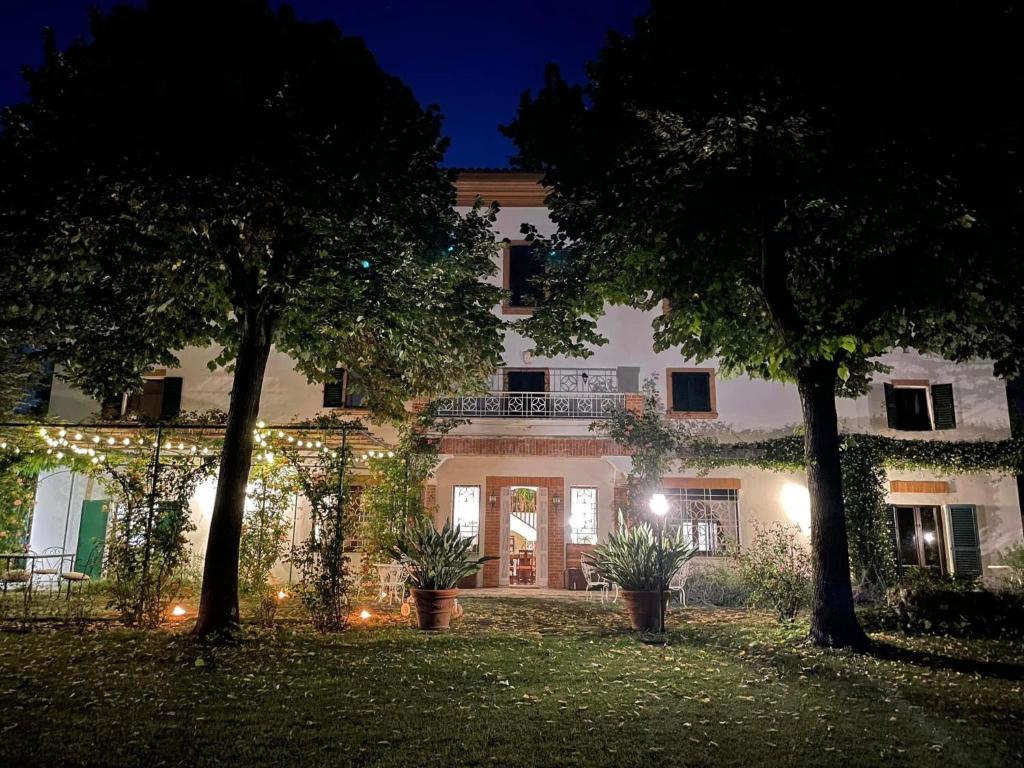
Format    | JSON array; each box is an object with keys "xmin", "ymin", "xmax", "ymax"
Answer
[
  {"xmin": 892, "ymin": 505, "xmax": 946, "ymax": 572},
  {"xmin": 452, "ymin": 485, "xmax": 480, "ymax": 552},
  {"xmin": 503, "ymin": 243, "xmax": 545, "ymax": 311},
  {"xmin": 505, "ymin": 369, "xmax": 546, "ymax": 393},
  {"xmin": 569, "ymin": 487, "xmax": 598, "ymax": 544},
  {"xmin": 121, "ymin": 376, "xmax": 182, "ymax": 421},
  {"xmin": 323, "ymin": 368, "xmax": 365, "ymax": 409},
  {"xmin": 662, "ymin": 488, "xmax": 739, "ymax": 555},
  {"xmin": 667, "ymin": 369, "xmax": 717, "ymax": 417},
  {"xmin": 884, "ymin": 381, "xmax": 956, "ymax": 431}
]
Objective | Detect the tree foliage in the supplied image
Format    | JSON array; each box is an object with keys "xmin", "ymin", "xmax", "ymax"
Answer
[
  {"xmin": 0, "ymin": 0, "xmax": 505, "ymax": 635},
  {"xmin": 503, "ymin": 0, "xmax": 1024, "ymax": 648}
]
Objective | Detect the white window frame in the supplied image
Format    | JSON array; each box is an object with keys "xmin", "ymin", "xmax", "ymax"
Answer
[
  {"xmin": 452, "ymin": 485, "xmax": 481, "ymax": 553},
  {"xmin": 890, "ymin": 382, "xmax": 936, "ymax": 431},
  {"xmin": 568, "ymin": 486, "xmax": 599, "ymax": 545}
]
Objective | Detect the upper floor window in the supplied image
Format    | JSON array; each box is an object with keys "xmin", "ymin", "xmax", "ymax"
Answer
[
  {"xmin": 667, "ymin": 369, "xmax": 717, "ymax": 418},
  {"xmin": 503, "ymin": 242, "xmax": 545, "ymax": 313},
  {"xmin": 884, "ymin": 381, "xmax": 956, "ymax": 431},
  {"xmin": 323, "ymin": 368, "xmax": 365, "ymax": 409},
  {"xmin": 569, "ymin": 486, "xmax": 598, "ymax": 544},
  {"xmin": 452, "ymin": 485, "xmax": 481, "ymax": 553},
  {"xmin": 105, "ymin": 375, "xmax": 182, "ymax": 421}
]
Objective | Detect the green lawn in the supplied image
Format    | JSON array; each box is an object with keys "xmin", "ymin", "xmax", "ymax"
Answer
[{"xmin": 0, "ymin": 596, "xmax": 1021, "ymax": 767}]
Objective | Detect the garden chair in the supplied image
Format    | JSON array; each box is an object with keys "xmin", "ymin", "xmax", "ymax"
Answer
[
  {"xmin": 669, "ymin": 560, "xmax": 692, "ymax": 606},
  {"xmin": 580, "ymin": 560, "xmax": 612, "ymax": 603},
  {"xmin": 1, "ymin": 567, "xmax": 31, "ymax": 598},
  {"xmin": 32, "ymin": 548, "xmax": 65, "ymax": 594},
  {"xmin": 374, "ymin": 562, "xmax": 406, "ymax": 605}
]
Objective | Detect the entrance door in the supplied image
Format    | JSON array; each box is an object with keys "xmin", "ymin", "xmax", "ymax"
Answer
[{"xmin": 75, "ymin": 500, "xmax": 109, "ymax": 578}]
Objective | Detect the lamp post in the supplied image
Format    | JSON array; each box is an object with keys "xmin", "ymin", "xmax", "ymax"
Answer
[{"xmin": 649, "ymin": 493, "xmax": 669, "ymax": 634}]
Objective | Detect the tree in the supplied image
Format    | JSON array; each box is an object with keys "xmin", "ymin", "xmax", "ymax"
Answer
[
  {"xmin": 593, "ymin": 376, "xmax": 697, "ymax": 522},
  {"xmin": 0, "ymin": 0, "xmax": 504, "ymax": 636},
  {"xmin": 503, "ymin": 1, "xmax": 1024, "ymax": 647}
]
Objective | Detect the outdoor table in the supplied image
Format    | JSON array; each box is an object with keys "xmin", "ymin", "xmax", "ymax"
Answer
[{"xmin": 0, "ymin": 552, "xmax": 76, "ymax": 597}]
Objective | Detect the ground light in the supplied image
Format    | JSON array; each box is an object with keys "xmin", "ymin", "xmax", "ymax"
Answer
[
  {"xmin": 359, "ymin": 609, "xmax": 371, "ymax": 621},
  {"xmin": 649, "ymin": 493, "xmax": 669, "ymax": 635},
  {"xmin": 170, "ymin": 605, "xmax": 187, "ymax": 617}
]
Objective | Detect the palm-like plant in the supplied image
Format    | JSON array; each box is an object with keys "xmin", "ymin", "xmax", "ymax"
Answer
[
  {"xmin": 586, "ymin": 514, "xmax": 697, "ymax": 591},
  {"xmin": 391, "ymin": 518, "xmax": 494, "ymax": 590}
]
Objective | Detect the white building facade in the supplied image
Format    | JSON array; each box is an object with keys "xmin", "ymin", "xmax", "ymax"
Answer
[{"xmin": 31, "ymin": 171, "xmax": 1024, "ymax": 590}]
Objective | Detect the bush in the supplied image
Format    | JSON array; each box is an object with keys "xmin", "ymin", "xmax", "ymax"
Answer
[
  {"xmin": 238, "ymin": 462, "xmax": 295, "ymax": 595},
  {"xmin": 732, "ymin": 522, "xmax": 811, "ymax": 622},
  {"xmin": 684, "ymin": 562, "xmax": 750, "ymax": 607},
  {"xmin": 876, "ymin": 576, "xmax": 1024, "ymax": 637},
  {"xmin": 998, "ymin": 543, "xmax": 1024, "ymax": 592}
]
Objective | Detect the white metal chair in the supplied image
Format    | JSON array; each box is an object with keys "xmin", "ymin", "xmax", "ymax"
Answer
[
  {"xmin": 580, "ymin": 560, "xmax": 613, "ymax": 603},
  {"xmin": 32, "ymin": 548, "xmax": 65, "ymax": 594},
  {"xmin": 374, "ymin": 562, "xmax": 406, "ymax": 605},
  {"xmin": 668, "ymin": 560, "xmax": 692, "ymax": 606}
]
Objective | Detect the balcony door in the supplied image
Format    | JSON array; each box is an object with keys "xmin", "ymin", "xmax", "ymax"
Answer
[{"xmin": 505, "ymin": 370, "xmax": 546, "ymax": 393}]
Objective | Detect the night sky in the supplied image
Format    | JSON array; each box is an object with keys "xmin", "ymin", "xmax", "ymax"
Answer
[{"xmin": 0, "ymin": 0, "xmax": 648, "ymax": 167}]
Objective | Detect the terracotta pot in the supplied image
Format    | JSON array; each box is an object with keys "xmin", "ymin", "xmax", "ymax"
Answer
[
  {"xmin": 621, "ymin": 590, "xmax": 669, "ymax": 632},
  {"xmin": 411, "ymin": 588, "xmax": 460, "ymax": 630}
]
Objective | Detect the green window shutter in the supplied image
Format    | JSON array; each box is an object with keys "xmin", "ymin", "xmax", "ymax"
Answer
[
  {"xmin": 323, "ymin": 368, "xmax": 344, "ymax": 408},
  {"xmin": 883, "ymin": 383, "xmax": 899, "ymax": 428},
  {"xmin": 948, "ymin": 504, "xmax": 982, "ymax": 577},
  {"xmin": 886, "ymin": 506, "xmax": 902, "ymax": 572},
  {"xmin": 160, "ymin": 377, "xmax": 183, "ymax": 420},
  {"xmin": 931, "ymin": 383, "xmax": 956, "ymax": 430}
]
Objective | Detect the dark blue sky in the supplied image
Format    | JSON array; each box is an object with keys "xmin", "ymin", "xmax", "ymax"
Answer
[{"xmin": 0, "ymin": 0, "xmax": 648, "ymax": 167}]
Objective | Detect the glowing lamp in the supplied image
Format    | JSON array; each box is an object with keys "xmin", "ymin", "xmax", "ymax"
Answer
[
  {"xmin": 171, "ymin": 605, "xmax": 187, "ymax": 617},
  {"xmin": 359, "ymin": 609, "xmax": 371, "ymax": 621},
  {"xmin": 277, "ymin": 589, "xmax": 287, "ymax": 600},
  {"xmin": 649, "ymin": 493, "xmax": 669, "ymax": 517}
]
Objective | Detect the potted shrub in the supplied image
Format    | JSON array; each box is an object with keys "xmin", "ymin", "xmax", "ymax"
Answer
[
  {"xmin": 391, "ymin": 518, "xmax": 493, "ymax": 630},
  {"xmin": 586, "ymin": 515, "xmax": 697, "ymax": 631}
]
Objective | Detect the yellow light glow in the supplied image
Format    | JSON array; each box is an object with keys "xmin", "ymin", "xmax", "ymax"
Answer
[
  {"xmin": 780, "ymin": 482, "xmax": 812, "ymax": 531},
  {"xmin": 359, "ymin": 609, "xmax": 371, "ymax": 621},
  {"xmin": 277, "ymin": 590, "xmax": 287, "ymax": 600},
  {"xmin": 171, "ymin": 605, "xmax": 187, "ymax": 617},
  {"xmin": 257, "ymin": 420, "xmax": 266, "ymax": 429}
]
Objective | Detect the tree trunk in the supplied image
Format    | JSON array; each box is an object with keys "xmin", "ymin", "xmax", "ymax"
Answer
[
  {"xmin": 194, "ymin": 310, "xmax": 274, "ymax": 638},
  {"xmin": 797, "ymin": 360, "xmax": 870, "ymax": 650}
]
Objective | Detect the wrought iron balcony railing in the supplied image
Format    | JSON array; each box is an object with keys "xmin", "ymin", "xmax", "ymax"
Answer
[{"xmin": 435, "ymin": 391, "xmax": 625, "ymax": 419}]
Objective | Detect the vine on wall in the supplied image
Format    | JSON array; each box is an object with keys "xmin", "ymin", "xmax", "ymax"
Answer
[{"xmin": 689, "ymin": 433, "xmax": 1023, "ymax": 591}]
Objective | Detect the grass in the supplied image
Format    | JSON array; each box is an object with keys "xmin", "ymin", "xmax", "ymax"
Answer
[{"xmin": 0, "ymin": 594, "xmax": 1022, "ymax": 767}]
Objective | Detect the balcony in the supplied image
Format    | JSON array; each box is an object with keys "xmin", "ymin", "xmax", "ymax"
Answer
[{"xmin": 435, "ymin": 367, "xmax": 630, "ymax": 419}]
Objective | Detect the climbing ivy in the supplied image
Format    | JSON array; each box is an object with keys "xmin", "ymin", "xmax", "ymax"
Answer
[{"xmin": 687, "ymin": 433, "xmax": 1024, "ymax": 593}]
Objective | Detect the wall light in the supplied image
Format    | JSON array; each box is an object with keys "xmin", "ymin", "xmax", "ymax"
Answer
[{"xmin": 780, "ymin": 482, "xmax": 811, "ymax": 532}]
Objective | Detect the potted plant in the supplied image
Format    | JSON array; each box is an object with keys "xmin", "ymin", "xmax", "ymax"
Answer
[
  {"xmin": 586, "ymin": 514, "xmax": 697, "ymax": 631},
  {"xmin": 391, "ymin": 518, "xmax": 493, "ymax": 630}
]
